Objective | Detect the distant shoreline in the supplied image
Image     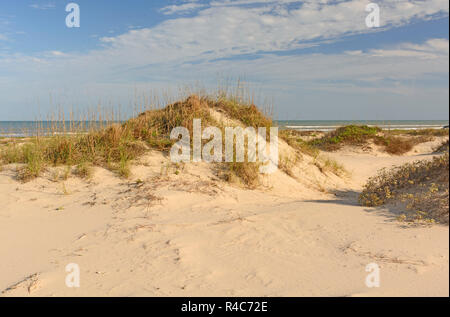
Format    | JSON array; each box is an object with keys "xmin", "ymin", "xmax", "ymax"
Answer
[{"xmin": 0, "ymin": 120, "xmax": 449, "ymax": 137}]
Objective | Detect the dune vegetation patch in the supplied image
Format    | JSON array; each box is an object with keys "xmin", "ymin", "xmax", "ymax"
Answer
[
  {"xmin": 279, "ymin": 129, "xmax": 320, "ymax": 158},
  {"xmin": 308, "ymin": 125, "xmax": 381, "ymax": 151},
  {"xmin": 0, "ymin": 94, "xmax": 275, "ymax": 187},
  {"xmin": 359, "ymin": 154, "xmax": 449, "ymax": 224},
  {"xmin": 389, "ymin": 128, "xmax": 449, "ymax": 137},
  {"xmin": 304, "ymin": 125, "xmax": 441, "ymax": 155},
  {"xmin": 372, "ymin": 135, "xmax": 433, "ymax": 155}
]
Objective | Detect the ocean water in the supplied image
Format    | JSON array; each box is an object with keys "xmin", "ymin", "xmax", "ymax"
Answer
[{"xmin": 0, "ymin": 120, "xmax": 449, "ymax": 137}]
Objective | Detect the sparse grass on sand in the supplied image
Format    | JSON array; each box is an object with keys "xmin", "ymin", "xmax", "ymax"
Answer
[
  {"xmin": 0, "ymin": 94, "xmax": 272, "ymax": 187},
  {"xmin": 305, "ymin": 125, "xmax": 446, "ymax": 155},
  {"xmin": 308, "ymin": 125, "xmax": 380, "ymax": 151},
  {"xmin": 279, "ymin": 129, "xmax": 346, "ymax": 177},
  {"xmin": 359, "ymin": 154, "xmax": 449, "ymax": 224},
  {"xmin": 389, "ymin": 128, "xmax": 449, "ymax": 137},
  {"xmin": 279, "ymin": 129, "xmax": 320, "ymax": 158}
]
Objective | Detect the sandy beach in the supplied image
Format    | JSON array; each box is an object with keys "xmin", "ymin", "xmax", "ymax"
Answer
[
  {"xmin": 1, "ymin": 133, "xmax": 448, "ymax": 297},
  {"xmin": 0, "ymin": 0, "xmax": 448, "ymax": 303}
]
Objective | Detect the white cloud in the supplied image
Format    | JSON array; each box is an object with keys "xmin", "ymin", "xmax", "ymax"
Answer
[
  {"xmin": 160, "ymin": 2, "xmax": 206, "ymax": 15},
  {"xmin": 98, "ymin": 0, "xmax": 448, "ymax": 65},
  {"xmin": 0, "ymin": 1, "xmax": 448, "ymax": 119},
  {"xmin": 29, "ymin": 3, "xmax": 56, "ymax": 10}
]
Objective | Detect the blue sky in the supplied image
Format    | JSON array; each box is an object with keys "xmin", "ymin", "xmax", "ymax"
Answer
[{"xmin": 0, "ymin": 0, "xmax": 448, "ymax": 120}]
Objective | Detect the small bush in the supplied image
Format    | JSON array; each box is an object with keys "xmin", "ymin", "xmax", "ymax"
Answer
[
  {"xmin": 359, "ymin": 154, "xmax": 449, "ymax": 224},
  {"xmin": 309, "ymin": 125, "xmax": 380, "ymax": 151}
]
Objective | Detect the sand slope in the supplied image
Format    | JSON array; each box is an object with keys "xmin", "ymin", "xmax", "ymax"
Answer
[{"xmin": 0, "ymin": 140, "xmax": 448, "ymax": 297}]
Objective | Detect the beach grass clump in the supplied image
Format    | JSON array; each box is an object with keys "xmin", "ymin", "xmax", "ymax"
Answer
[
  {"xmin": 212, "ymin": 96, "xmax": 273, "ymax": 129},
  {"xmin": 149, "ymin": 95, "xmax": 271, "ymax": 187},
  {"xmin": 0, "ymin": 94, "xmax": 273, "ymax": 186},
  {"xmin": 372, "ymin": 136, "xmax": 414, "ymax": 155},
  {"xmin": 130, "ymin": 95, "xmax": 216, "ymax": 149},
  {"xmin": 359, "ymin": 154, "xmax": 449, "ymax": 224},
  {"xmin": 314, "ymin": 156, "xmax": 347, "ymax": 177},
  {"xmin": 279, "ymin": 129, "xmax": 320, "ymax": 158},
  {"xmin": 373, "ymin": 134, "xmax": 434, "ymax": 155},
  {"xmin": 73, "ymin": 162, "xmax": 93, "ymax": 179},
  {"xmin": 307, "ymin": 125, "xmax": 437, "ymax": 155},
  {"xmin": 14, "ymin": 143, "xmax": 45, "ymax": 182},
  {"xmin": 0, "ymin": 127, "xmax": 147, "ymax": 180},
  {"xmin": 0, "ymin": 95, "xmax": 215, "ymax": 180},
  {"xmin": 221, "ymin": 161, "xmax": 260, "ymax": 188},
  {"xmin": 308, "ymin": 125, "xmax": 381, "ymax": 151}
]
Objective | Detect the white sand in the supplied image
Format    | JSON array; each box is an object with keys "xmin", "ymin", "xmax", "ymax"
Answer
[{"xmin": 0, "ymin": 138, "xmax": 448, "ymax": 297}]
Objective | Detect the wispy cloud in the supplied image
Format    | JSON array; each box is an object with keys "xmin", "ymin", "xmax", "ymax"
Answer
[
  {"xmin": 160, "ymin": 1, "xmax": 206, "ymax": 15},
  {"xmin": 100, "ymin": 0, "xmax": 449, "ymax": 65},
  {"xmin": 29, "ymin": 3, "xmax": 56, "ymax": 10},
  {"xmin": 0, "ymin": 0, "xmax": 448, "ymax": 119}
]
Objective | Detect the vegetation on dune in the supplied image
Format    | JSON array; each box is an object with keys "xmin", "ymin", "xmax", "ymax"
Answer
[
  {"xmin": 220, "ymin": 161, "xmax": 261, "ymax": 189},
  {"xmin": 278, "ymin": 129, "xmax": 346, "ymax": 177},
  {"xmin": 389, "ymin": 128, "xmax": 449, "ymax": 137},
  {"xmin": 359, "ymin": 154, "xmax": 449, "ymax": 224},
  {"xmin": 308, "ymin": 125, "xmax": 381, "ymax": 151},
  {"xmin": 0, "ymin": 94, "xmax": 273, "ymax": 186},
  {"xmin": 372, "ymin": 135, "xmax": 432, "ymax": 155},
  {"xmin": 213, "ymin": 96, "xmax": 273, "ymax": 129},
  {"xmin": 304, "ymin": 124, "xmax": 443, "ymax": 155},
  {"xmin": 279, "ymin": 129, "xmax": 320, "ymax": 158}
]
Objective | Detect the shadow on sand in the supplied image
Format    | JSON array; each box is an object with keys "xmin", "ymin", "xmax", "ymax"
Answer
[{"xmin": 303, "ymin": 189, "xmax": 420, "ymax": 227}]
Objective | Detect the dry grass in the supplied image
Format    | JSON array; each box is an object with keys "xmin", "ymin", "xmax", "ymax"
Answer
[
  {"xmin": 279, "ymin": 129, "xmax": 320, "ymax": 158},
  {"xmin": 373, "ymin": 135, "xmax": 432, "ymax": 155},
  {"xmin": 306, "ymin": 125, "xmax": 437, "ymax": 155},
  {"xmin": 309, "ymin": 125, "xmax": 381, "ymax": 151},
  {"xmin": 0, "ymin": 93, "xmax": 273, "ymax": 187},
  {"xmin": 359, "ymin": 154, "xmax": 449, "ymax": 224},
  {"xmin": 279, "ymin": 129, "xmax": 347, "ymax": 177},
  {"xmin": 314, "ymin": 156, "xmax": 347, "ymax": 177},
  {"xmin": 219, "ymin": 161, "xmax": 261, "ymax": 188},
  {"xmin": 73, "ymin": 162, "xmax": 93, "ymax": 179},
  {"xmin": 389, "ymin": 128, "xmax": 449, "ymax": 137}
]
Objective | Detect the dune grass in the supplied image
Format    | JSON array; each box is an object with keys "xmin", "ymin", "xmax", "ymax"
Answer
[
  {"xmin": 389, "ymin": 128, "xmax": 449, "ymax": 137},
  {"xmin": 279, "ymin": 129, "xmax": 320, "ymax": 158},
  {"xmin": 308, "ymin": 125, "xmax": 381, "ymax": 151},
  {"xmin": 0, "ymin": 94, "xmax": 272, "ymax": 186},
  {"xmin": 359, "ymin": 154, "xmax": 449, "ymax": 224},
  {"xmin": 305, "ymin": 124, "xmax": 442, "ymax": 155},
  {"xmin": 372, "ymin": 135, "xmax": 432, "ymax": 155}
]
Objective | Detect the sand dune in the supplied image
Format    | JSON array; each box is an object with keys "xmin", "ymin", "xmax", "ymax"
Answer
[{"xmin": 0, "ymin": 137, "xmax": 448, "ymax": 297}]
